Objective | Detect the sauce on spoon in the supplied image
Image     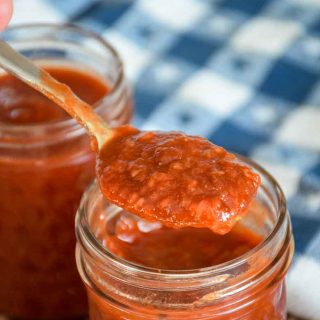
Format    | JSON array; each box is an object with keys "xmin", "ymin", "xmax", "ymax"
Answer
[
  {"xmin": 0, "ymin": 41, "xmax": 261, "ymax": 234},
  {"xmin": 97, "ymin": 126, "xmax": 260, "ymax": 234}
]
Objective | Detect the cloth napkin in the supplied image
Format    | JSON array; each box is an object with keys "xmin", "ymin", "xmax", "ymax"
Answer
[{"xmin": 7, "ymin": 0, "xmax": 320, "ymax": 319}]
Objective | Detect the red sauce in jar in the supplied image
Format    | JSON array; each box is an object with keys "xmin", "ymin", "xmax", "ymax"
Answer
[
  {"xmin": 0, "ymin": 66, "xmax": 109, "ymax": 318},
  {"xmin": 96, "ymin": 212, "xmax": 262, "ymax": 270},
  {"xmin": 97, "ymin": 126, "xmax": 261, "ymax": 235},
  {"xmin": 80, "ymin": 199, "xmax": 290, "ymax": 320}
]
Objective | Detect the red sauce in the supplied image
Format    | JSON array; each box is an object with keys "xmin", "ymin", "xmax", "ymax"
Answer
[
  {"xmin": 0, "ymin": 66, "xmax": 110, "ymax": 318},
  {"xmin": 97, "ymin": 126, "xmax": 261, "ymax": 235},
  {"xmin": 96, "ymin": 212, "xmax": 262, "ymax": 270},
  {"xmin": 23, "ymin": 69, "xmax": 260, "ymax": 236}
]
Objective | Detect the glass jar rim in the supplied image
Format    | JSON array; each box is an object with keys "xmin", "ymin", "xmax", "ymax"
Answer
[
  {"xmin": 76, "ymin": 155, "xmax": 291, "ymax": 283},
  {"xmin": 0, "ymin": 23, "xmax": 125, "ymax": 134}
]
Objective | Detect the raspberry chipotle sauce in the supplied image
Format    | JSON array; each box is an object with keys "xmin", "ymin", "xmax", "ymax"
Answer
[
  {"xmin": 97, "ymin": 126, "xmax": 260, "ymax": 235},
  {"xmin": 1, "ymin": 25, "xmax": 293, "ymax": 320},
  {"xmin": 76, "ymin": 123, "xmax": 292, "ymax": 319}
]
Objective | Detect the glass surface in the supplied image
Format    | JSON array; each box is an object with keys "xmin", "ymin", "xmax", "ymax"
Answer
[
  {"xmin": 76, "ymin": 157, "xmax": 294, "ymax": 320},
  {"xmin": 0, "ymin": 24, "xmax": 132, "ymax": 319}
]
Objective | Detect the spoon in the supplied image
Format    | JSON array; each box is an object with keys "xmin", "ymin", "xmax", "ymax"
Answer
[
  {"xmin": 0, "ymin": 39, "xmax": 261, "ymax": 234},
  {"xmin": 0, "ymin": 39, "xmax": 112, "ymax": 150}
]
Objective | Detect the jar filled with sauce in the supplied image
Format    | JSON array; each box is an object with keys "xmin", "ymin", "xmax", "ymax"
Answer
[
  {"xmin": 76, "ymin": 157, "xmax": 294, "ymax": 320},
  {"xmin": 0, "ymin": 24, "xmax": 133, "ymax": 319}
]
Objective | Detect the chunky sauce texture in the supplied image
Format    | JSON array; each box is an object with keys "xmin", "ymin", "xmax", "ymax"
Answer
[
  {"xmin": 0, "ymin": 66, "xmax": 109, "ymax": 318},
  {"xmin": 97, "ymin": 126, "xmax": 261, "ymax": 235}
]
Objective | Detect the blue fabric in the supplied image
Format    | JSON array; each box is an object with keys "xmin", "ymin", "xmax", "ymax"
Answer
[
  {"xmin": 56, "ymin": 0, "xmax": 320, "ymax": 255},
  {"xmin": 8, "ymin": 0, "xmax": 320, "ymax": 317}
]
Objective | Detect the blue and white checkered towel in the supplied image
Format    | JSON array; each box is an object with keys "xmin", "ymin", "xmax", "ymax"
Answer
[{"xmin": 8, "ymin": 0, "xmax": 320, "ymax": 319}]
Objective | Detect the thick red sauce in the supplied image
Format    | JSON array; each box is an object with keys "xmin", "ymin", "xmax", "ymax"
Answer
[
  {"xmin": 97, "ymin": 126, "xmax": 261, "ymax": 235},
  {"xmin": 0, "ymin": 66, "xmax": 110, "ymax": 318}
]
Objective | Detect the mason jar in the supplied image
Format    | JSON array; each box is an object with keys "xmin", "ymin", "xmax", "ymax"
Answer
[
  {"xmin": 76, "ymin": 157, "xmax": 294, "ymax": 320},
  {"xmin": 0, "ymin": 24, "xmax": 133, "ymax": 319}
]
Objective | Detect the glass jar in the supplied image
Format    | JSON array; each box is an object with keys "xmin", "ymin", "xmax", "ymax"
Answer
[
  {"xmin": 0, "ymin": 24, "xmax": 132, "ymax": 319},
  {"xmin": 76, "ymin": 157, "xmax": 294, "ymax": 320}
]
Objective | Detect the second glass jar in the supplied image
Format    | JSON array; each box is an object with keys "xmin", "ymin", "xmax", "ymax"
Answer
[{"xmin": 0, "ymin": 24, "xmax": 132, "ymax": 319}]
